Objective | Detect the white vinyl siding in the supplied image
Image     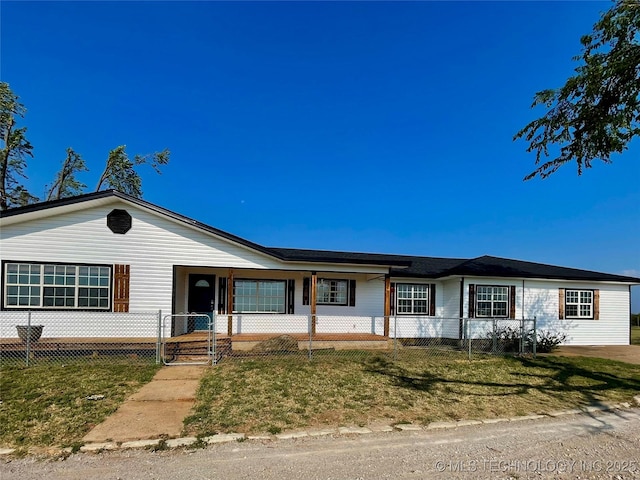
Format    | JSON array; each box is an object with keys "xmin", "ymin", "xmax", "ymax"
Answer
[{"xmin": 463, "ymin": 278, "xmax": 630, "ymax": 346}]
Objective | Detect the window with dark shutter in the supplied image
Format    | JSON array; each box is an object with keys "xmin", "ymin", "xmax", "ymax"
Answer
[
  {"xmin": 302, "ymin": 277, "xmax": 310, "ymax": 305},
  {"xmin": 113, "ymin": 264, "xmax": 130, "ymax": 312},
  {"xmin": 349, "ymin": 279, "xmax": 356, "ymax": 307}
]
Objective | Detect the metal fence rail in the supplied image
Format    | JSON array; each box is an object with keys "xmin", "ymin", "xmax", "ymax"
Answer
[
  {"xmin": 1, "ymin": 312, "xmax": 539, "ymax": 367},
  {"xmin": 0, "ymin": 310, "xmax": 162, "ymax": 366}
]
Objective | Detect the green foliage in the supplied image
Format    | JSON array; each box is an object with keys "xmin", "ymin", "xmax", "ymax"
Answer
[
  {"xmin": 536, "ymin": 330, "xmax": 568, "ymax": 353},
  {"xmin": 95, "ymin": 145, "xmax": 170, "ymax": 199},
  {"xmin": 514, "ymin": 1, "xmax": 640, "ymax": 179},
  {"xmin": 0, "ymin": 82, "xmax": 35, "ymax": 210},
  {"xmin": 46, "ymin": 148, "xmax": 88, "ymax": 201}
]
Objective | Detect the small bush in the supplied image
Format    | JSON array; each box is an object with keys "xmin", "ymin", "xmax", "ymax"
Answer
[{"xmin": 536, "ymin": 330, "xmax": 567, "ymax": 353}]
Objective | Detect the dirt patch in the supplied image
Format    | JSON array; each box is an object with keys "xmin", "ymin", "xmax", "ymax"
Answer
[{"xmin": 551, "ymin": 345, "xmax": 640, "ymax": 365}]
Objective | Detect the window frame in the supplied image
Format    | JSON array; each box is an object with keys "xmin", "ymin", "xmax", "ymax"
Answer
[
  {"xmin": 395, "ymin": 283, "xmax": 430, "ymax": 315},
  {"xmin": 232, "ymin": 278, "xmax": 287, "ymax": 314},
  {"xmin": 475, "ymin": 285, "xmax": 509, "ymax": 318},
  {"xmin": 564, "ymin": 289, "xmax": 594, "ymax": 319},
  {"xmin": 2, "ymin": 261, "xmax": 112, "ymax": 311},
  {"xmin": 316, "ymin": 278, "xmax": 349, "ymax": 306}
]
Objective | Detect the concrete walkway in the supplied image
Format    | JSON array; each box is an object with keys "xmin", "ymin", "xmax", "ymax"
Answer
[{"xmin": 83, "ymin": 365, "xmax": 206, "ymax": 443}]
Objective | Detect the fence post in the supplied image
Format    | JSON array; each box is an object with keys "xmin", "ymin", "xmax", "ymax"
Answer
[
  {"xmin": 492, "ymin": 318, "xmax": 497, "ymax": 354},
  {"xmin": 519, "ymin": 318, "xmax": 524, "ymax": 355},
  {"xmin": 533, "ymin": 316, "xmax": 537, "ymax": 358},
  {"xmin": 467, "ymin": 318, "xmax": 471, "ymax": 360},
  {"xmin": 393, "ymin": 316, "xmax": 398, "ymax": 361},
  {"xmin": 156, "ymin": 310, "xmax": 162, "ymax": 365},
  {"xmin": 308, "ymin": 315, "xmax": 313, "ymax": 361},
  {"xmin": 26, "ymin": 311, "xmax": 31, "ymax": 367}
]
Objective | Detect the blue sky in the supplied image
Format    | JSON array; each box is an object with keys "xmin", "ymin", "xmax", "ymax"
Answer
[{"xmin": 2, "ymin": 1, "xmax": 639, "ymax": 310}]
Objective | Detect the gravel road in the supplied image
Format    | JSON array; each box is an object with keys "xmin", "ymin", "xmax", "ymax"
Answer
[{"xmin": 3, "ymin": 409, "xmax": 639, "ymax": 480}]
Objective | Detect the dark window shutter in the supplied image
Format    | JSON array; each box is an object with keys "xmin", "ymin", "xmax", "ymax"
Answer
[
  {"xmin": 558, "ymin": 288, "xmax": 565, "ymax": 320},
  {"xmin": 430, "ymin": 284, "xmax": 436, "ymax": 316},
  {"xmin": 349, "ymin": 279, "xmax": 356, "ymax": 307},
  {"xmin": 287, "ymin": 279, "xmax": 295, "ymax": 314},
  {"xmin": 218, "ymin": 277, "xmax": 227, "ymax": 314},
  {"xmin": 468, "ymin": 284, "xmax": 475, "ymax": 318},
  {"xmin": 390, "ymin": 282, "xmax": 396, "ymax": 315},
  {"xmin": 113, "ymin": 264, "xmax": 130, "ymax": 312},
  {"xmin": 593, "ymin": 289, "xmax": 600, "ymax": 320},
  {"xmin": 509, "ymin": 285, "xmax": 516, "ymax": 319},
  {"xmin": 303, "ymin": 277, "xmax": 310, "ymax": 305}
]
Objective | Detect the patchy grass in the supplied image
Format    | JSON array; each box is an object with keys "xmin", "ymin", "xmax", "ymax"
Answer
[
  {"xmin": 0, "ymin": 359, "xmax": 159, "ymax": 448},
  {"xmin": 631, "ymin": 326, "xmax": 640, "ymax": 345},
  {"xmin": 184, "ymin": 351, "xmax": 640, "ymax": 436}
]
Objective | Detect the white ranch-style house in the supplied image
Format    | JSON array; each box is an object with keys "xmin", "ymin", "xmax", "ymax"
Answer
[{"xmin": 0, "ymin": 190, "xmax": 638, "ymax": 346}]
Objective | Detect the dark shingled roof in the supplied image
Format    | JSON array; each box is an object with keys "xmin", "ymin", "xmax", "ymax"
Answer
[{"xmin": 3, "ymin": 191, "xmax": 639, "ymax": 284}]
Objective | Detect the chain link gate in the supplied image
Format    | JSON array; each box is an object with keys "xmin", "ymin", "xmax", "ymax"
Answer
[{"xmin": 161, "ymin": 313, "xmax": 215, "ymax": 365}]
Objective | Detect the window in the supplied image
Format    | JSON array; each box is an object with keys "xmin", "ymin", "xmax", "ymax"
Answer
[
  {"xmin": 565, "ymin": 289, "xmax": 593, "ymax": 319},
  {"xmin": 476, "ymin": 285, "xmax": 509, "ymax": 317},
  {"xmin": 396, "ymin": 284, "xmax": 429, "ymax": 314},
  {"xmin": 233, "ymin": 279, "xmax": 286, "ymax": 313},
  {"xmin": 4, "ymin": 262, "xmax": 111, "ymax": 310},
  {"xmin": 317, "ymin": 279, "xmax": 348, "ymax": 305}
]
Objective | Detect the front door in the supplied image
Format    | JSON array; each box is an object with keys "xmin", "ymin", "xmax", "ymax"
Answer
[{"xmin": 188, "ymin": 274, "xmax": 215, "ymax": 331}]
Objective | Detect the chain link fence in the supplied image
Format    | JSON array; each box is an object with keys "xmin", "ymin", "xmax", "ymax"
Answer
[
  {"xmin": 178, "ymin": 315, "xmax": 538, "ymax": 365},
  {"xmin": 0, "ymin": 311, "xmax": 162, "ymax": 366},
  {"xmin": 1, "ymin": 312, "xmax": 538, "ymax": 367}
]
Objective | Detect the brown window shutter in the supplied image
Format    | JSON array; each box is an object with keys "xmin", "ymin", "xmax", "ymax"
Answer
[
  {"xmin": 287, "ymin": 279, "xmax": 295, "ymax": 314},
  {"xmin": 302, "ymin": 277, "xmax": 310, "ymax": 305},
  {"xmin": 430, "ymin": 284, "xmax": 436, "ymax": 316},
  {"xmin": 218, "ymin": 277, "xmax": 227, "ymax": 314},
  {"xmin": 468, "ymin": 284, "xmax": 475, "ymax": 318},
  {"xmin": 349, "ymin": 279, "xmax": 356, "ymax": 307},
  {"xmin": 113, "ymin": 264, "xmax": 130, "ymax": 312},
  {"xmin": 558, "ymin": 288, "xmax": 565, "ymax": 319},
  {"xmin": 509, "ymin": 285, "xmax": 516, "ymax": 319},
  {"xmin": 593, "ymin": 289, "xmax": 599, "ymax": 320},
  {"xmin": 390, "ymin": 282, "xmax": 396, "ymax": 315}
]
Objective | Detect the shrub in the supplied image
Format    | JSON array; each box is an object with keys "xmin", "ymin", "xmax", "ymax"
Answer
[{"xmin": 536, "ymin": 330, "xmax": 567, "ymax": 353}]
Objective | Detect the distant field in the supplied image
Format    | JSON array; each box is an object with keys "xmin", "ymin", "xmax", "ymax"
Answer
[{"xmin": 632, "ymin": 326, "xmax": 640, "ymax": 345}]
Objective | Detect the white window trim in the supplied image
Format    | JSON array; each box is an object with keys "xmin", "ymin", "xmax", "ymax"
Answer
[
  {"xmin": 565, "ymin": 289, "xmax": 594, "ymax": 319},
  {"xmin": 317, "ymin": 278, "xmax": 349, "ymax": 306},
  {"xmin": 232, "ymin": 279, "xmax": 287, "ymax": 314},
  {"xmin": 475, "ymin": 285, "xmax": 509, "ymax": 318},
  {"xmin": 396, "ymin": 283, "xmax": 430, "ymax": 315},
  {"xmin": 3, "ymin": 262, "xmax": 112, "ymax": 310}
]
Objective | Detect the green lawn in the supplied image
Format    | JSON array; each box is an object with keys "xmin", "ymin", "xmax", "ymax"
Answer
[
  {"xmin": 184, "ymin": 351, "xmax": 640, "ymax": 437},
  {"xmin": 2, "ymin": 350, "xmax": 639, "ymax": 451},
  {"xmin": 631, "ymin": 326, "xmax": 640, "ymax": 345},
  {"xmin": 0, "ymin": 359, "xmax": 160, "ymax": 450}
]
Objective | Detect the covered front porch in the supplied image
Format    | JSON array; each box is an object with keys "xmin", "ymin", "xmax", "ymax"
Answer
[{"xmin": 172, "ymin": 265, "xmax": 396, "ymax": 337}]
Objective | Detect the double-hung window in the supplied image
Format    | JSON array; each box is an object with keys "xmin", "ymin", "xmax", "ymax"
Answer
[
  {"xmin": 233, "ymin": 279, "xmax": 286, "ymax": 313},
  {"xmin": 396, "ymin": 284, "xmax": 429, "ymax": 314},
  {"xmin": 476, "ymin": 285, "xmax": 508, "ymax": 317},
  {"xmin": 4, "ymin": 262, "xmax": 111, "ymax": 310},
  {"xmin": 565, "ymin": 290, "xmax": 593, "ymax": 319},
  {"xmin": 317, "ymin": 279, "xmax": 348, "ymax": 305}
]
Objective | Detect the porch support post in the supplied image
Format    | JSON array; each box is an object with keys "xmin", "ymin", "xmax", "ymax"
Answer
[
  {"xmin": 384, "ymin": 274, "xmax": 391, "ymax": 337},
  {"xmin": 227, "ymin": 269, "xmax": 234, "ymax": 336},
  {"xmin": 311, "ymin": 271, "xmax": 317, "ymax": 335}
]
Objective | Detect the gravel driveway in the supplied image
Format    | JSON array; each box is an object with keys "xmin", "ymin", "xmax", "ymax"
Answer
[{"xmin": 3, "ymin": 409, "xmax": 639, "ymax": 480}]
